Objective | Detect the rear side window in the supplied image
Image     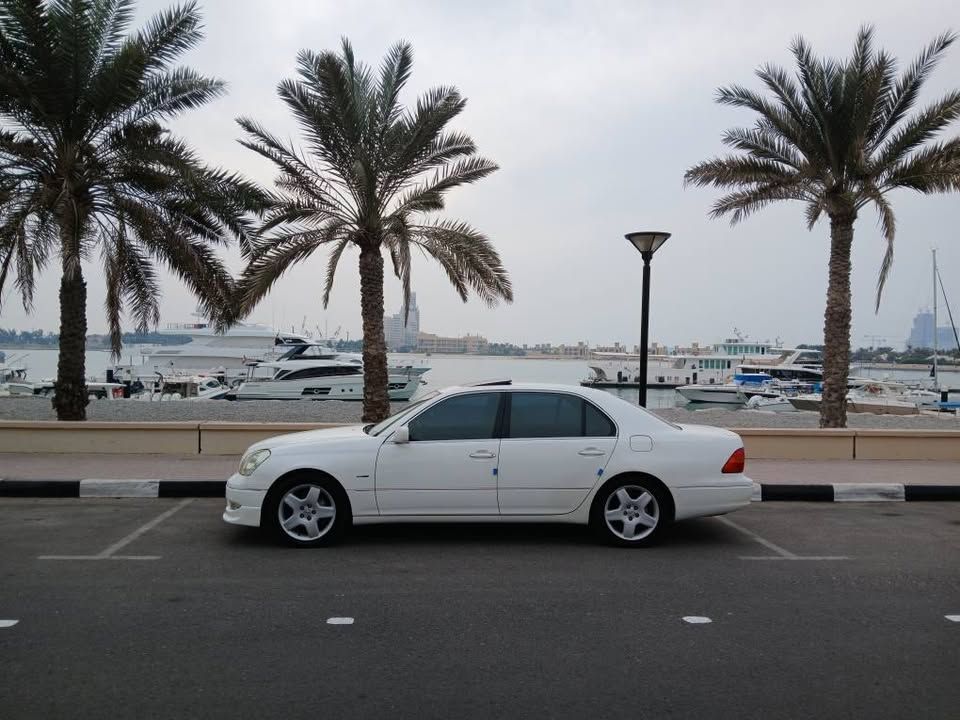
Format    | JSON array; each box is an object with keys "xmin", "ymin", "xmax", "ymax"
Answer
[
  {"xmin": 408, "ymin": 393, "xmax": 501, "ymax": 441},
  {"xmin": 508, "ymin": 392, "xmax": 616, "ymax": 438},
  {"xmin": 584, "ymin": 401, "xmax": 616, "ymax": 437}
]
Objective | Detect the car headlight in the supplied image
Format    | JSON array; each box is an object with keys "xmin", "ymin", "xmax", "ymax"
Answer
[{"xmin": 239, "ymin": 448, "xmax": 271, "ymax": 476}]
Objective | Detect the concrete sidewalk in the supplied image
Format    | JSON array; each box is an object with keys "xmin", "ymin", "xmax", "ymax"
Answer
[{"xmin": 0, "ymin": 453, "xmax": 957, "ymax": 485}]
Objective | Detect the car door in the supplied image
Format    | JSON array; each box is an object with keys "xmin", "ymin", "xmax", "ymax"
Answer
[
  {"xmin": 497, "ymin": 391, "xmax": 617, "ymax": 514},
  {"xmin": 375, "ymin": 392, "xmax": 504, "ymax": 515}
]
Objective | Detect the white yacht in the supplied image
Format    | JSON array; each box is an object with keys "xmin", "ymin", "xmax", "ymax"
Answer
[
  {"xmin": 271, "ymin": 343, "xmax": 430, "ymax": 379},
  {"xmin": 676, "ymin": 373, "xmax": 783, "ymax": 405},
  {"xmin": 232, "ymin": 359, "xmax": 421, "ymax": 401},
  {"xmin": 788, "ymin": 382, "xmax": 922, "ymax": 415},
  {"xmin": 583, "ymin": 339, "xmax": 810, "ymax": 389},
  {"xmin": 115, "ymin": 320, "xmax": 311, "ymax": 378}
]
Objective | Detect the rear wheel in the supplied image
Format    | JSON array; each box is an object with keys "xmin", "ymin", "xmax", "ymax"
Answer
[
  {"xmin": 592, "ymin": 479, "xmax": 668, "ymax": 547},
  {"xmin": 266, "ymin": 476, "xmax": 350, "ymax": 547}
]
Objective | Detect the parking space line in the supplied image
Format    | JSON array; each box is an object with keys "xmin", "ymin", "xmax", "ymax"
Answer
[
  {"xmin": 946, "ymin": 615, "xmax": 960, "ymax": 623},
  {"xmin": 38, "ymin": 499, "xmax": 193, "ymax": 561},
  {"xmin": 0, "ymin": 619, "xmax": 19, "ymax": 628},
  {"xmin": 716, "ymin": 516, "xmax": 849, "ymax": 561},
  {"xmin": 682, "ymin": 616, "xmax": 712, "ymax": 624},
  {"xmin": 716, "ymin": 516, "xmax": 797, "ymax": 558},
  {"xmin": 326, "ymin": 617, "xmax": 354, "ymax": 625}
]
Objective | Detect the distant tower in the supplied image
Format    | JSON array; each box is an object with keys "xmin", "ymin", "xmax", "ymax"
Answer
[
  {"xmin": 907, "ymin": 309, "xmax": 935, "ymax": 348},
  {"xmin": 404, "ymin": 293, "xmax": 420, "ymax": 348}
]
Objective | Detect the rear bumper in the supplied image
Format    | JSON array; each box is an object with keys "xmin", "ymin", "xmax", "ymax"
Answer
[
  {"xmin": 223, "ymin": 483, "xmax": 267, "ymax": 527},
  {"xmin": 672, "ymin": 477, "xmax": 753, "ymax": 521}
]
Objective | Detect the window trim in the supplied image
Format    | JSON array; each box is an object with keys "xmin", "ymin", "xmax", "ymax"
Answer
[{"xmin": 503, "ymin": 390, "xmax": 618, "ymax": 440}]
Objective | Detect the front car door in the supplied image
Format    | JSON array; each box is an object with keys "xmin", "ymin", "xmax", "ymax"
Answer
[
  {"xmin": 497, "ymin": 391, "xmax": 617, "ymax": 514},
  {"xmin": 375, "ymin": 391, "xmax": 504, "ymax": 515}
]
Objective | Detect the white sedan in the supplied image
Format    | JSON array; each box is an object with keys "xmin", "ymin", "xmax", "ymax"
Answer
[{"xmin": 223, "ymin": 382, "xmax": 753, "ymax": 547}]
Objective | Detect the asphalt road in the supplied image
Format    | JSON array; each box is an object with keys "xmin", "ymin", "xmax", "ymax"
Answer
[{"xmin": 0, "ymin": 499, "xmax": 958, "ymax": 719}]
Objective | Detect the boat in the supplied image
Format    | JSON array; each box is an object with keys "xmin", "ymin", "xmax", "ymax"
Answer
[
  {"xmin": 676, "ymin": 373, "xmax": 781, "ymax": 405},
  {"xmin": 114, "ymin": 320, "xmax": 431, "ymax": 384},
  {"xmin": 582, "ymin": 340, "xmax": 823, "ymax": 390},
  {"xmin": 270, "ymin": 342, "xmax": 430, "ymax": 379},
  {"xmin": 232, "ymin": 359, "xmax": 422, "ymax": 401},
  {"xmin": 113, "ymin": 319, "xmax": 313, "ymax": 379},
  {"xmin": 132, "ymin": 373, "xmax": 232, "ymax": 401},
  {"xmin": 744, "ymin": 394, "xmax": 797, "ymax": 412},
  {"xmin": 788, "ymin": 382, "xmax": 921, "ymax": 415}
]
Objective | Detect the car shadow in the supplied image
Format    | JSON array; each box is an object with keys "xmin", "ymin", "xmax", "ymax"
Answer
[{"xmin": 223, "ymin": 516, "xmax": 739, "ymax": 551}]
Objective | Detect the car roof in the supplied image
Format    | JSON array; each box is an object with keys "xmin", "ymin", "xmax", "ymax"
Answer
[{"xmin": 436, "ymin": 381, "xmax": 615, "ymax": 403}]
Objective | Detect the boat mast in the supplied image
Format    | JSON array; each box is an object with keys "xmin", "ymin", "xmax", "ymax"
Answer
[{"xmin": 933, "ymin": 248, "xmax": 938, "ymax": 388}]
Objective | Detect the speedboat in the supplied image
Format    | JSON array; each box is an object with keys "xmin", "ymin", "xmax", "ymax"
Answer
[
  {"xmin": 677, "ymin": 373, "xmax": 780, "ymax": 405},
  {"xmin": 788, "ymin": 382, "xmax": 922, "ymax": 415},
  {"xmin": 232, "ymin": 359, "xmax": 422, "ymax": 401}
]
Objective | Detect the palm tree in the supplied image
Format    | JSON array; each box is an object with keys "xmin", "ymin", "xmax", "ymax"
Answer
[
  {"xmin": 237, "ymin": 39, "xmax": 512, "ymax": 422},
  {"xmin": 0, "ymin": 0, "xmax": 266, "ymax": 420},
  {"xmin": 685, "ymin": 27, "xmax": 960, "ymax": 428}
]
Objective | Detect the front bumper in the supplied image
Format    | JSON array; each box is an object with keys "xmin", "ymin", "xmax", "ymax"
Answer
[{"xmin": 223, "ymin": 478, "xmax": 268, "ymax": 527}]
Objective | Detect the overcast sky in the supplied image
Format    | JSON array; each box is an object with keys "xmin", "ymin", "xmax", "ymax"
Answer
[{"xmin": 2, "ymin": 0, "xmax": 960, "ymax": 349}]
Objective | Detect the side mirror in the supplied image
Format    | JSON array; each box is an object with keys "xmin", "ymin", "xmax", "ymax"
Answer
[{"xmin": 392, "ymin": 426, "xmax": 410, "ymax": 444}]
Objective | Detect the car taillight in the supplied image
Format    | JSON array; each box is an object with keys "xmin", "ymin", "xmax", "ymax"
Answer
[{"xmin": 722, "ymin": 447, "xmax": 745, "ymax": 474}]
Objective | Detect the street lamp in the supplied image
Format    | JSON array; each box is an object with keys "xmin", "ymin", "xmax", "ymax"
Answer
[{"xmin": 625, "ymin": 231, "xmax": 671, "ymax": 407}]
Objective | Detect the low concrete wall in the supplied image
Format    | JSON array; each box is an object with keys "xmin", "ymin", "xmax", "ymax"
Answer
[
  {"xmin": 734, "ymin": 429, "xmax": 856, "ymax": 460},
  {"xmin": 855, "ymin": 430, "xmax": 960, "ymax": 461},
  {"xmin": 0, "ymin": 421, "xmax": 200, "ymax": 455},
  {"xmin": 198, "ymin": 422, "xmax": 347, "ymax": 456},
  {"xmin": 0, "ymin": 421, "xmax": 957, "ymax": 461}
]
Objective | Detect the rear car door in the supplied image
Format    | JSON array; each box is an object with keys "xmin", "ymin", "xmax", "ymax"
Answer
[{"xmin": 497, "ymin": 391, "xmax": 617, "ymax": 514}]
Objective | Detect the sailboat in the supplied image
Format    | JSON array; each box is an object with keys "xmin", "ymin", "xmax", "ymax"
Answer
[{"xmin": 929, "ymin": 248, "xmax": 960, "ymax": 410}]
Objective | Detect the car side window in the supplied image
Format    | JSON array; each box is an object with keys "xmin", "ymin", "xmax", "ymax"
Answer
[
  {"xmin": 584, "ymin": 400, "xmax": 616, "ymax": 437},
  {"xmin": 508, "ymin": 392, "xmax": 583, "ymax": 438},
  {"xmin": 407, "ymin": 393, "xmax": 501, "ymax": 441}
]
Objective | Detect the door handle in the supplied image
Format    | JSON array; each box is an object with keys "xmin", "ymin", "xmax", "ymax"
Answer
[
  {"xmin": 578, "ymin": 448, "xmax": 606, "ymax": 457},
  {"xmin": 469, "ymin": 450, "xmax": 496, "ymax": 459}
]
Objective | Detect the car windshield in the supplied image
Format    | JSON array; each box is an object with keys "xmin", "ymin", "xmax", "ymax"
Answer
[{"xmin": 365, "ymin": 391, "xmax": 440, "ymax": 436}]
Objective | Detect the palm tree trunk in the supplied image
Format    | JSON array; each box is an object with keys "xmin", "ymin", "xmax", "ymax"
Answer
[
  {"xmin": 358, "ymin": 247, "xmax": 390, "ymax": 422},
  {"xmin": 52, "ymin": 262, "xmax": 89, "ymax": 421},
  {"xmin": 820, "ymin": 213, "xmax": 855, "ymax": 428}
]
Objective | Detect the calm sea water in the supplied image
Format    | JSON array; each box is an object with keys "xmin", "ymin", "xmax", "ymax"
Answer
[{"xmin": 3, "ymin": 347, "xmax": 957, "ymax": 411}]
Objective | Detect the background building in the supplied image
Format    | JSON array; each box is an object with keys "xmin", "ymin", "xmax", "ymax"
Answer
[
  {"xmin": 383, "ymin": 293, "xmax": 420, "ymax": 351},
  {"xmin": 907, "ymin": 309, "xmax": 959, "ymax": 349},
  {"xmin": 417, "ymin": 332, "xmax": 488, "ymax": 354}
]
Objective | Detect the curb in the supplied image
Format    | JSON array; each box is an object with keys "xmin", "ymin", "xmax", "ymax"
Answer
[
  {"xmin": 2, "ymin": 479, "xmax": 960, "ymax": 501},
  {"xmin": 0, "ymin": 479, "xmax": 227, "ymax": 498}
]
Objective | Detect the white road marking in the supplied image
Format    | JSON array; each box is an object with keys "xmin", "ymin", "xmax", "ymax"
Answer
[
  {"xmin": 739, "ymin": 556, "xmax": 850, "ymax": 561},
  {"xmin": 682, "ymin": 616, "xmax": 712, "ymax": 624},
  {"xmin": 38, "ymin": 499, "xmax": 193, "ymax": 561},
  {"xmin": 946, "ymin": 615, "xmax": 960, "ymax": 622},
  {"xmin": 326, "ymin": 617, "xmax": 354, "ymax": 625},
  {"xmin": 717, "ymin": 516, "xmax": 849, "ymax": 561},
  {"xmin": 0, "ymin": 619, "xmax": 19, "ymax": 628},
  {"xmin": 716, "ymin": 516, "xmax": 797, "ymax": 558}
]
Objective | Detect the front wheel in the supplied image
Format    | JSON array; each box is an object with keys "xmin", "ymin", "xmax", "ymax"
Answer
[
  {"xmin": 266, "ymin": 476, "xmax": 350, "ymax": 547},
  {"xmin": 592, "ymin": 479, "xmax": 668, "ymax": 547}
]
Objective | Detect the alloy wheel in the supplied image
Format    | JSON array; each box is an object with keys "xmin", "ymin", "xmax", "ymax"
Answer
[
  {"xmin": 603, "ymin": 485, "xmax": 660, "ymax": 541},
  {"xmin": 277, "ymin": 484, "xmax": 337, "ymax": 542}
]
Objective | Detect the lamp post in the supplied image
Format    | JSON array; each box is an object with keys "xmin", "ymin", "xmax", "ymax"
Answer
[{"xmin": 625, "ymin": 231, "xmax": 671, "ymax": 407}]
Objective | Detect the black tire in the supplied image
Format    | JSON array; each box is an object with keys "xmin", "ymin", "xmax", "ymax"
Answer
[
  {"xmin": 591, "ymin": 477, "xmax": 670, "ymax": 547},
  {"xmin": 264, "ymin": 474, "xmax": 351, "ymax": 548}
]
